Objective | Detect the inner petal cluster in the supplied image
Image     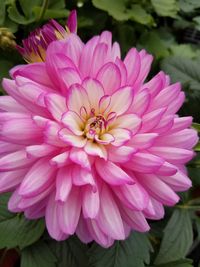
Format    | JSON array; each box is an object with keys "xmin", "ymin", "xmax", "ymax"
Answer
[{"xmin": 59, "ymin": 79, "xmax": 134, "ymax": 158}]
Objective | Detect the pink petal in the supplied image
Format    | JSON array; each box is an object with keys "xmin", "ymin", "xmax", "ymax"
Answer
[
  {"xmin": 8, "ymin": 188, "xmax": 23, "ymax": 212},
  {"xmin": 99, "ymin": 95, "xmax": 111, "ymax": 114},
  {"xmin": 127, "ymin": 152, "xmax": 164, "ymax": 173},
  {"xmin": 111, "ymin": 42, "xmax": 121, "ymax": 61},
  {"xmin": 95, "ymin": 160, "xmax": 134, "ymax": 185},
  {"xmin": 62, "ymin": 111, "xmax": 84, "ymax": 135},
  {"xmin": 58, "ymin": 186, "xmax": 81, "ymax": 235},
  {"xmin": 18, "ymin": 158, "xmax": 55, "ymax": 197},
  {"xmin": 149, "ymin": 83, "xmax": 181, "ymax": 111},
  {"xmin": 124, "ymin": 48, "xmax": 140, "ymax": 85},
  {"xmin": 0, "ymin": 150, "xmax": 35, "ymax": 171},
  {"xmin": 82, "ymin": 78, "xmax": 104, "ymax": 111},
  {"xmin": 134, "ymin": 50, "xmax": 153, "ymax": 89},
  {"xmin": 46, "ymin": 192, "xmax": 68, "ymax": 240},
  {"xmin": 113, "ymin": 114, "xmax": 141, "ymax": 133},
  {"xmin": 97, "ymin": 184, "xmax": 125, "ymax": 240},
  {"xmin": 67, "ymin": 10, "xmax": 77, "ymax": 33},
  {"xmin": 154, "ymin": 115, "xmax": 174, "ymax": 134},
  {"xmin": 59, "ymin": 128, "xmax": 87, "ymax": 148},
  {"xmin": 155, "ymin": 161, "xmax": 177, "ymax": 176},
  {"xmin": 0, "ymin": 169, "xmax": 27, "ymax": 193},
  {"xmin": 64, "ymin": 34, "xmax": 84, "ymax": 67},
  {"xmin": 44, "ymin": 93, "xmax": 67, "ymax": 121},
  {"xmin": 143, "ymin": 197, "xmax": 164, "ymax": 220},
  {"xmin": 1, "ymin": 118, "xmax": 42, "ymax": 144},
  {"xmin": 141, "ymin": 71, "xmax": 166, "ymax": 97},
  {"xmin": 108, "ymin": 146, "xmax": 136, "ymax": 163},
  {"xmin": 76, "ymin": 215, "xmax": 93, "ymax": 244},
  {"xmin": 165, "ymin": 92, "xmax": 185, "ymax": 115},
  {"xmin": 138, "ymin": 173, "xmax": 180, "ymax": 206},
  {"xmin": 95, "ymin": 133, "xmax": 115, "ymax": 145},
  {"xmin": 11, "ymin": 63, "xmax": 54, "ymax": 88},
  {"xmin": 18, "ymin": 184, "xmax": 54, "ymax": 209},
  {"xmin": 86, "ymin": 219, "xmax": 114, "ymax": 248},
  {"xmin": 70, "ymin": 147, "xmax": 91, "ymax": 170},
  {"xmin": 96, "ymin": 62, "xmax": 121, "ymax": 94},
  {"xmin": 120, "ymin": 206, "xmax": 150, "ymax": 232},
  {"xmin": 55, "ymin": 167, "xmax": 72, "ymax": 202},
  {"xmin": 108, "ymin": 128, "xmax": 131, "ymax": 146},
  {"xmin": 72, "ymin": 165, "xmax": 96, "ymax": 189},
  {"xmin": 90, "ymin": 43, "xmax": 108, "ymax": 76},
  {"xmin": 67, "ymin": 84, "xmax": 90, "ymax": 113},
  {"xmin": 109, "ymin": 86, "xmax": 134, "ymax": 115},
  {"xmin": 0, "ymin": 141, "xmax": 22, "ymax": 155},
  {"xmin": 115, "ymin": 58, "xmax": 127, "ymax": 86},
  {"xmin": 141, "ymin": 108, "xmax": 166, "ymax": 132},
  {"xmin": 130, "ymin": 89, "xmax": 150, "ymax": 116},
  {"xmin": 115, "ymin": 182, "xmax": 149, "ymax": 210},
  {"xmin": 59, "ymin": 68, "xmax": 81, "ymax": 90},
  {"xmin": 50, "ymin": 151, "xmax": 69, "ymax": 167},
  {"xmin": 169, "ymin": 117, "xmax": 192, "ymax": 134},
  {"xmin": 84, "ymin": 141, "xmax": 107, "ymax": 159},
  {"xmin": 149, "ymin": 146, "xmax": 194, "ymax": 164},
  {"xmin": 79, "ymin": 36, "xmax": 100, "ymax": 78},
  {"xmin": 159, "ymin": 171, "xmax": 192, "ymax": 192},
  {"xmin": 26, "ymin": 144, "xmax": 57, "ymax": 158},
  {"xmin": 156, "ymin": 129, "xmax": 198, "ymax": 149},
  {"xmin": 130, "ymin": 133, "xmax": 158, "ymax": 149},
  {"xmin": 44, "ymin": 121, "xmax": 66, "ymax": 147},
  {"xmin": 82, "ymin": 186, "xmax": 100, "ymax": 218},
  {"xmin": 0, "ymin": 96, "xmax": 27, "ymax": 113}
]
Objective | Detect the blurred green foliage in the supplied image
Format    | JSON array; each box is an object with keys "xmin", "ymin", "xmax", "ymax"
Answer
[{"xmin": 1, "ymin": 0, "xmax": 200, "ymax": 266}]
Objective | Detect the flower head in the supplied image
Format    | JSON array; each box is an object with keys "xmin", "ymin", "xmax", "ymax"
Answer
[
  {"xmin": 16, "ymin": 10, "xmax": 77, "ymax": 63},
  {"xmin": 0, "ymin": 27, "xmax": 198, "ymax": 247}
]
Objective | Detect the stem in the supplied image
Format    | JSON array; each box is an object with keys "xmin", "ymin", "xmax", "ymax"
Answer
[{"xmin": 38, "ymin": 0, "xmax": 49, "ymax": 22}]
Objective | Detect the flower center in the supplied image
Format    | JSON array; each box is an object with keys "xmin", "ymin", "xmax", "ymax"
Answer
[{"xmin": 85, "ymin": 114, "xmax": 106, "ymax": 140}]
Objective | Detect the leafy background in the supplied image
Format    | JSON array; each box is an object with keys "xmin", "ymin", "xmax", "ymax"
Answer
[{"xmin": 0, "ymin": 0, "xmax": 200, "ymax": 266}]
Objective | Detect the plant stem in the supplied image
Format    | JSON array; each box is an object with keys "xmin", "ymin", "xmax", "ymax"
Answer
[{"xmin": 38, "ymin": 0, "xmax": 49, "ymax": 22}]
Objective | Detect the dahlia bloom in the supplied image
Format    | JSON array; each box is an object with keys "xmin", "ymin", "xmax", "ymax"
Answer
[
  {"xmin": 16, "ymin": 10, "xmax": 77, "ymax": 63},
  {"xmin": 0, "ymin": 30, "xmax": 198, "ymax": 247}
]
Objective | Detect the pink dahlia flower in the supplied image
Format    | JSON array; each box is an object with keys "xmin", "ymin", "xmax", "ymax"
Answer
[
  {"xmin": 0, "ymin": 30, "xmax": 198, "ymax": 247},
  {"xmin": 16, "ymin": 10, "xmax": 77, "ymax": 63}
]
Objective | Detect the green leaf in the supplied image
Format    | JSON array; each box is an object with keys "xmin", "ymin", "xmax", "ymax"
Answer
[
  {"xmin": 19, "ymin": 0, "xmax": 42, "ymax": 17},
  {"xmin": 193, "ymin": 16, "xmax": 200, "ymax": 31},
  {"xmin": 48, "ymin": 236, "xmax": 89, "ymax": 267},
  {"xmin": 7, "ymin": 3, "xmax": 36, "ymax": 24},
  {"xmin": 151, "ymin": 0, "xmax": 179, "ymax": 18},
  {"xmin": 92, "ymin": 0, "xmax": 154, "ymax": 25},
  {"xmin": 48, "ymin": 0, "xmax": 65, "ymax": 9},
  {"xmin": 161, "ymin": 56, "xmax": 200, "ymax": 93},
  {"xmin": 139, "ymin": 31, "xmax": 169, "ymax": 59},
  {"xmin": 33, "ymin": 6, "xmax": 69, "ymax": 20},
  {"xmin": 179, "ymin": 0, "xmax": 200, "ymax": 13},
  {"xmin": 153, "ymin": 258, "xmax": 193, "ymax": 266},
  {"xmin": 92, "ymin": 0, "xmax": 130, "ymax": 21},
  {"xmin": 0, "ymin": 215, "xmax": 45, "ymax": 249},
  {"xmin": 155, "ymin": 209, "xmax": 193, "ymax": 264},
  {"xmin": 21, "ymin": 240, "xmax": 57, "ymax": 267},
  {"xmin": 192, "ymin": 123, "xmax": 200, "ymax": 132},
  {"xmin": 127, "ymin": 5, "xmax": 154, "ymax": 26},
  {"xmin": 89, "ymin": 232, "xmax": 152, "ymax": 267},
  {"xmin": 0, "ymin": 0, "xmax": 6, "ymax": 25},
  {"xmin": 0, "ymin": 194, "xmax": 45, "ymax": 249},
  {"xmin": 0, "ymin": 193, "xmax": 14, "ymax": 221},
  {"xmin": 170, "ymin": 44, "xmax": 197, "ymax": 59},
  {"xmin": 195, "ymin": 142, "xmax": 200, "ymax": 152}
]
